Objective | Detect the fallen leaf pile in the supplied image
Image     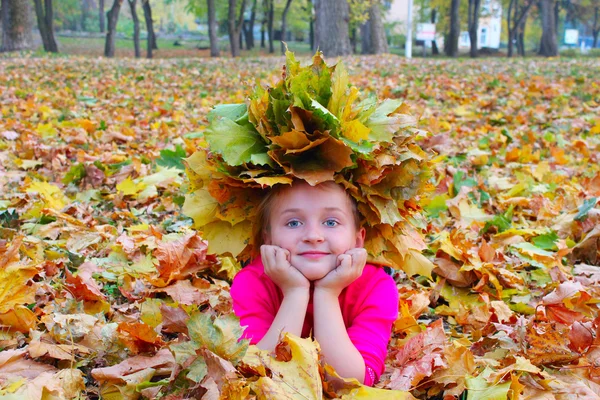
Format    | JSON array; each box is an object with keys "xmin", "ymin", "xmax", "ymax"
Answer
[{"xmin": 0, "ymin": 54, "xmax": 599, "ymax": 399}]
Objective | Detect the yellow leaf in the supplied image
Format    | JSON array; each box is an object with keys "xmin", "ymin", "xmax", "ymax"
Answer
[
  {"xmin": 218, "ymin": 256, "xmax": 241, "ymax": 280},
  {"xmin": 250, "ymin": 333, "xmax": 323, "ymax": 400},
  {"xmin": 36, "ymin": 122, "xmax": 58, "ymax": 138},
  {"xmin": 342, "ymin": 119, "xmax": 371, "ymax": 142},
  {"xmin": 0, "ymin": 305, "xmax": 37, "ymax": 333},
  {"xmin": 116, "ymin": 177, "xmax": 147, "ymax": 197},
  {"xmin": 26, "ymin": 181, "xmax": 68, "ymax": 210},
  {"xmin": 401, "ymin": 248, "xmax": 434, "ymax": 279},
  {"xmin": 0, "ymin": 263, "xmax": 39, "ymax": 314},
  {"xmin": 126, "ymin": 223, "xmax": 149, "ymax": 232},
  {"xmin": 182, "ymin": 188, "xmax": 219, "ymax": 228},
  {"xmin": 203, "ymin": 220, "xmax": 251, "ymax": 257},
  {"xmin": 590, "ymin": 121, "xmax": 600, "ymax": 135}
]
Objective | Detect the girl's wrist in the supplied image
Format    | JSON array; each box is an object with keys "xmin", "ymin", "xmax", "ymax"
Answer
[
  {"xmin": 282, "ymin": 286, "xmax": 310, "ymax": 299},
  {"xmin": 313, "ymin": 286, "xmax": 341, "ymax": 299}
]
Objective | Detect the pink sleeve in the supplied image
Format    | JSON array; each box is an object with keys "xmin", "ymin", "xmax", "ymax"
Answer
[
  {"xmin": 347, "ymin": 270, "xmax": 399, "ymax": 386},
  {"xmin": 230, "ymin": 268, "xmax": 276, "ymax": 345}
]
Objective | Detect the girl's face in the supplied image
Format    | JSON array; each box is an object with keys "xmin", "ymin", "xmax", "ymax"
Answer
[{"xmin": 264, "ymin": 182, "xmax": 365, "ymax": 281}]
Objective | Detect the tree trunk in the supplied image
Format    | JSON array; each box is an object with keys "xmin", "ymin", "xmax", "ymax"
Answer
[
  {"xmin": 431, "ymin": 8, "xmax": 439, "ymax": 55},
  {"xmin": 593, "ymin": 7, "xmax": 599, "ymax": 48},
  {"xmin": 368, "ymin": 0, "xmax": 388, "ymax": 54},
  {"xmin": 81, "ymin": 0, "xmax": 90, "ymax": 31},
  {"xmin": 468, "ymin": 0, "xmax": 481, "ymax": 57},
  {"xmin": 1, "ymin": 0, "xmax": 34, "ymax": 52},
  {"xmin": 99, "ymin": 0, "xmax": 105, "ymax": 32},
  {"xmin": 228, "ymin": 0, "xmax": 247, "ymax": 57},
  {"xmin": 142, "ymin": 0, "xmax": 155, "ymax": 58},
  {"xmin": 446, "ymin": 0, "xmax": 460, "ymax": 57},
  {"xmin": 314, "ymin": 0, "xmax": 351, "ymax": 56},
  {"xmin": 307, "ymin": 0, "xmax": 314, "ymax": 50},
  {"xmin": 517, "ymin": 17, "xmax": 526, "ymax": 56},
  {"xmin": 360, "ymin": 20, "xmax": 371, "ymax": 54},
  {"xmin": 207, "ymin": 0, "xmax": 219, "ymax": 56},
  {"xmin": 350, "ymin": 25, "xmax": 357, "ymax": 53},
  {"xmin": 267, "ymin": 0, "xmax": 274, "ymax": 53},
  {"xmin": 248, "ymin": 0, "xmax": 256, "ymax": 49},
  {"xmin": 104, "ymin": 0, "xmax": 121, "ymax": 57},
  {"xmin": 33, "ymin": 0, "xmax": 58, "ymax": 53},
  {"xmin": 128, "ymin": 0, "xmax": 140, "ymax": 57},
  {"xmin": 507, "ymin": 0, "xmax": 515, "ymax": 57},
  {"xmin": 539, "ymin": 0, "xmax": 558, "ymax": 56},
  {"xmin": 507, "ymin": 0, "xmax": 533, "ymax": 57},
  {"xmin": 280, "ymin": 0, "xmax": 293, "ymax": 53}
]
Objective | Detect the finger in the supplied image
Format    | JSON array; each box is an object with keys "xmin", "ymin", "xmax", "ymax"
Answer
[
  {"xmin": 275, "ymin": 247, "xmax": 289, "ymax": 269},
  {"xmin": 338, "ymin": 254, "xmax": 351, "ymax": 270}
]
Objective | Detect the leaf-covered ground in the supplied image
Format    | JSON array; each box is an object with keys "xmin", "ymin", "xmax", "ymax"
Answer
[{"xmin": 0, "ymin": 55, "xmax": 599, "ymax": 399}]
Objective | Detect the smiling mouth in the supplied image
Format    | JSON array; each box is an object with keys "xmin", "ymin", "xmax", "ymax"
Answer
[{"xmin": 299, "ymin": 252, "xmax": 330, "ymax": 259}]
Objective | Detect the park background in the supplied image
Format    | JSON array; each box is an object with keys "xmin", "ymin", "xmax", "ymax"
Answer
[{"xmin": 0, "ymin": 1, "xmax": 599, "ymax": 399}]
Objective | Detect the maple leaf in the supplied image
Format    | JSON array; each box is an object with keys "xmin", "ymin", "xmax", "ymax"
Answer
[
  {"xmin": 246, "ymin": 333, "xmax": 323, "ymax": 399},
  {"xmin": 388, "ymin": 319, "xmax": 447, "ymax": 391},
  {"xmin": 187, "ymin": 312, "xmax": 248, "ymax": 365}
]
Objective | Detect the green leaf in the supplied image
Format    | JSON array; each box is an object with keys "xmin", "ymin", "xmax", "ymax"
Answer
[
  {"xmin": 208, "ymin": 103, "xmax": 248, "ymax": 123},
  {"xmin": 204, "ymin": 118, "xmax": 266, "ymax": 166},
  {"xmin": 575, "ymin": 197, "xmax": 598, "ymax": 221},
  {"xmin": 156, "ymin": 144, "xmax": 187, "ymax": 170},
  {"xmin": 186, "ymin": 312, "xmax": 248, "ymax": 365},
  {"xmin": 62, "ymin": 163, "xmax": 86, "ymax": 185},
  {"xmin": 365, "ymin": 99, "xmax": 415, "ymax": 143},
  {"xmin": 453, "ymin": 170, "xmax": 477, "ymax": 196},
  {"xmin": 466, "ymin": 368, "xmax": 511, "ymax": 400},
  {"xmin": 187, "ymin": 357, "xmax": 208, "ymax": 383},
  {"xmin": 425, "ymin": 194, "xmax": 449, "ymax": 218},
  {"xmin": 531, "ymin": 231, "xmax": 559, "ymax": 251}
]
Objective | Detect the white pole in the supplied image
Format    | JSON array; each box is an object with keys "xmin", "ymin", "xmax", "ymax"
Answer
[{"xmin": 405, "ymin": 0, "xmax": 413, "ymax": 59}]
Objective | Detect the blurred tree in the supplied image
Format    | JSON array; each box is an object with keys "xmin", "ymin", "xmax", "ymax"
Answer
[
  {"xmin": 54, "ymin": 0, "xmax": 82, "ymax": 31},
  {"xmin": 265, "ymin": 0, "xmax": 274, "ymax": 52},
  {"xmin": 467, "ymin": 0, "xmax": 481, "ymax": 57},
  {"xmin": 1, "ymin": 0, "xmax": 34, "ymax": 52},
  {"xmin": 505, "ymin": 0, "xmax": 533, "ymax": 56},
  {"xmin": 228, "ymin": 0, "xmax": 247, "ymax": 56},
  {"xmin": 360, "ymin": 0, "xmax": 388, "ymax": 54},
  {"xmin": 128, "ymin": 0, "xmax": 140, "ymax": 57},
  {"xmin": 446, "ymin": 0, "xmax": 460, "ymax": 56},
  {"xmin": 99, "ymin": 0, "xmax": 105, "ymax": 31},
  {"xmin": 243, "ymin": 0, "xmax": 257, "ymax": 49},
  {"xmin": 207, "ymin": 0, "xmax": 219, "ymax": 55},
  {"xmin": 538, "ymin": 0, "xmax": 558, "ymax": 55},
  {"xmin": 567, "ymin": 0, "xmax": 600, "ymax": 47},
  {"xmin": 280, "ymin": 0, "xmax": 292, "ymax": 53},
  {"xmin": 142, "ymin": 0, "xmax": 157, "ymax": 57},
  {"xmin": 33, "ymin": 0, "xmax": 59, "ymax": 52},
  {"xmin": 314, "ymin": 0, "xmax": 351, "ymax": 56},
  {"xmin": 104, "ymin": 0, "xmax": 122, "ymax": 57}
]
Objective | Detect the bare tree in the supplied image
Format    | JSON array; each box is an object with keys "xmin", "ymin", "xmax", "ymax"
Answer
[
  {"xmin": 228, "ymin": 0, "xmax": 247, "ymax": 57},
  {"xmin": 314, "ymin": 0, "xmax": 351, "ymax": 56},
  {"xmin": 467, "ymin": 0, "xmax": 481, "ymax": 57},
  {"xmin": 104, "ymin": 0, "xmax": 122, "ymax": 57},
  {"xmin": 243, "ymin": 0, "xmax": 257, "ymax": 49},
  {"xmin": 207, "ymin": 0, "xmax": 219, "ymax": 56},
  {"xmin": 539, "ymin": 0, "xmax": 558, "ymax": 56},
  {"xmin": 361, "ymin": 0, "xmax": 388, "ymax": 54},
  {"xmin": 280, "ymin": 0, "xmax": 293, "ymax": 53},
  {"xmin": 506, "ymin": 0, "xmax": 533, "ymax": 57},
  {"xmin": 445, "ymin": 0, "xmax": 460, "ymax": 56},
  {"xmin": 33, "ymin": 0, "xmax": 58, "ymax": 53},
  {"xmin": 266, "ymin": 0, "xmax": 274, "ymax": 53},
  {"xmin": 99, "ymin": 0, "xmax": 105, "ymax": 32},
  {"xmin": 128, "ymin": 0, "xmax": 140, "ymax": 57},
  {"xmin": 142, "ymin": 0, "xmax": 156, "ymax": 58},
  {"xmin": 1, "ymin": 0, "xmax": 34, "ymax": 52}
]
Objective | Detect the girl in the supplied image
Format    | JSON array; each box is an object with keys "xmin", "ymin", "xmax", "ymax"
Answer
[{"xmin": 230, "ymin": 180, "xmax": 399, "ymax": 386}]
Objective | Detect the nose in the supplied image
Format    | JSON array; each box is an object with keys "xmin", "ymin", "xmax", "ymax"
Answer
[{"xmin": 302, "ymin": 223, "xmax": 324, "ymax": 243}]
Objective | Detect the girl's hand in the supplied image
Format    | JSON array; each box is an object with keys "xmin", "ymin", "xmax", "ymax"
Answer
[
  {"xmin": 261, "ymin": 245, "xmax": 310, "ymax": 296},
  {"xmin": 314, "ymin": 248, "xmax": 367, "ymax": 297}
]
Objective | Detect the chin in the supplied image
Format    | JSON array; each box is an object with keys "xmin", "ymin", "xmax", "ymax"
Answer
[{"xmin": 293, "ymin": 258, "xmax": 335, "ymax": 281}]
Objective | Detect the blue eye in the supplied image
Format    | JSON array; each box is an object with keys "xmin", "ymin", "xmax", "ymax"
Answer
[
  {"xmin": 286, "ymin": 220, "xmax": 302, "ymax": 228},
  {"xmin": 324, "ymin": 219, "xmax": 339, "ymax": 227}
]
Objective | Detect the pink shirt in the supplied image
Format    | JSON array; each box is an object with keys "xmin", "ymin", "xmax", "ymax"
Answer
[{"xmin": 230, "ymin": 258, "xmax": 399, "ymax": 386}]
